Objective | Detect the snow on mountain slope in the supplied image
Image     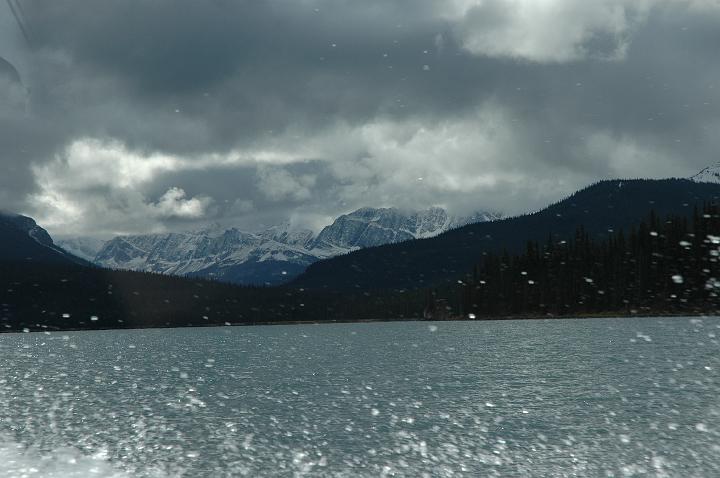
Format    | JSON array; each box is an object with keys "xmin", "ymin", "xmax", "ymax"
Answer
[
  {"xmin": 691, "ymin": 163, "xmax": 720, "ymax": 184},
  {"xmin": 313, "ymin": 207, "xmax": 501, "ymax": 250},
  {"xmin": 87, "ymin": 207, "xmax": 499, "ymax": 285},
  {"xmin": 92, "ymin": 223, "xmax": 325, "ymax": 285},
  {"xmin": 56, "ymin": 237, "xmax": 107, "ymax": 261}
]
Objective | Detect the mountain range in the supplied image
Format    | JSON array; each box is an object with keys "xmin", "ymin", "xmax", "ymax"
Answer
[
  {"xmin": 57, "ymin": 207, "xmax": 500, "ymax": 285},
  {"xmin": 3, "ymin": 173, "xmax": 720, "ymax": 331},
  {"xmin": 13, "ymin": 164, "xmax": 720, "ymax": 290}
]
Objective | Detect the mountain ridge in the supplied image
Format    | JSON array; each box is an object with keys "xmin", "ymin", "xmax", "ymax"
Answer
[
  {"xmin": 0, "ymin": 212, "xmax": 85, "ymax": 265},
  {"xmin": 58, "ymin": 206, "xmax": 499, "ymax": 285}
]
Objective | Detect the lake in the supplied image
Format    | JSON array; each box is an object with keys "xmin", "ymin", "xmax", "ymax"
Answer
[{"xmin": 0, "ymin": 317, "xmax": 719, "ymax": 477}]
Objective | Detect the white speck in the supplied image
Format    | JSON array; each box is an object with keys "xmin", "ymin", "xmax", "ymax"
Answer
[
  {"xmin": 485, "ymin": 402, "xmax": 495, "ymax": 408},
  {"xmin": 696, "ymin": 423, "xmax": 709, "ymax": 432},
  {"xmin": 619, "ymin": 434, "xmax": 631, "ymax": 444},
  {"xmin": 650, "ymin": 231, "xmax": 658, "ymax": 237},
  {"xmin": 468, "ymin": 313, "xmax": 476, "ymax": 319},
  {"xmin": 422, "ymin": 64, "xmax": 430, "ymax": 71},
  {"xmin": 90, "ymin": 316, "xmax": 98, "ymax": 321},
  {"xmin": 428, "ymin": 325, "xmax": 438, "ymax": 332},
  {"xmin": 679, "ymin": 240, "xmax": 692, "ymax": 247},
  {"xmin": 62, "ymin": 313, "xmax": 71, "ymax": 318},
  {"xmin": 636, "ymin": 332, "xmax": 652, "ymax": 342},
  {"xmin": 371, "ymin": 408, "xmax": 380, "ymax": 416},
  {"xmin": 672, "ymin": 275, "xmax": 684, "ymax": 284}
]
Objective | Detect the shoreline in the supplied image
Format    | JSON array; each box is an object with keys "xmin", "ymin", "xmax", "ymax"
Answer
[{"xmin": 3, "ymin": 311, "xmax": 718, "ymax": 335}]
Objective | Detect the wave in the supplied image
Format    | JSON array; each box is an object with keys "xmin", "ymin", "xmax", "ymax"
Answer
[{"xmin": 0, "ymin": 435, "xmax": 136, "ymax": 478}]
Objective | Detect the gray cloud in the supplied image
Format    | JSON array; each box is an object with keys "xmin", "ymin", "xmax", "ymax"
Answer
[{"xmin": 1, "ymin": 1, "xmax": 719, "ymax": 237}]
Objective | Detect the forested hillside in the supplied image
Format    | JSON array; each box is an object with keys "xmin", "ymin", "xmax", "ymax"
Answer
[
  {"xmin": 443, "ymin": 204, "xmax": 720, "ymax": 318},
  {"xmin": 294, "ymin": 179, "xmax": 720, "ymax": 290}
]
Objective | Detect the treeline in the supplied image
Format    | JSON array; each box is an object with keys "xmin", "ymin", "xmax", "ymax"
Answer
[
  {"xmin": 439, "ymin": 204, "xmax": 720, "ymax": 318},
  {"xmin": 0, "ymin": 261, "xmax": 425, "ymax": 332}
]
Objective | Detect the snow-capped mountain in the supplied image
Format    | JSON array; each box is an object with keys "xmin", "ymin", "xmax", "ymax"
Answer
[
  {"xmin": 314, "ymin": 207, "xmax": 500, "ymax": 251},
  {"xmin": 71, "ymin": 206, "xmax": 500, "ymax": 285},
  {"xmin": 691, "ymin": 163, "xmax": 720, "ymax": 184},
  {"xmin": 91, "ymin": 224, "xmax": 324, "ymax": 285}
]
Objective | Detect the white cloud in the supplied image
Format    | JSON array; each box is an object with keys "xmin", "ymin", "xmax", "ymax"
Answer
[
  {"xmin": 149, "ymin": 187, "xmax": 212, "ymax": 219},
  {"xmin": 28, "ymin": 184, "xmax": 213, "ymax": 237},
  {"xmin": 27, "ymin": 137, "xmax": 321, "ymax": 236},
  {"xmin": 446, "ymin": 0, "xmax": 655, "ymax": 62},
  {"xmin": 38, "ymin": 137, "xmax": 314, "ymax": 192},
  {"xmin": 581, "ymin": 131, "xmax": 689, "ymax": 179},
  {"xmin": 55, "ymin": 139, "xmax": 181, "ymax": 189},
  {"xmin": 28, "ymin": 141, "xmax": 217, "ymax": 236}
]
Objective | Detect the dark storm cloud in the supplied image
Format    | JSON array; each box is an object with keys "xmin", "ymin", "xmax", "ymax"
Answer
[
  {"xmin": 23, "ymin": 0, "xmax": 454, "ymax": 149},
  {"xmin": 1, "ymin": 1, "xmax": 719, "ymax": 236}
]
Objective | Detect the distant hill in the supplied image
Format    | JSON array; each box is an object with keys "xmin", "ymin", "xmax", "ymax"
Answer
[
  {"xmin": 0, "ymin": 212, "xmax": 84, "ymax": 265},
  {"xmin": 59, "ymin": 207, "xmax": 500, "ymax": 285},
  {"xmin": 293, "ymin": 179, "xmax": 720, "ymax": 290}
]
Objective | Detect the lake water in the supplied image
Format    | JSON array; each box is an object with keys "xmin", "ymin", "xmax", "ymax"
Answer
[{"xmin": 0, "ymin": 317, "xmax": 719, "ymax": 477}]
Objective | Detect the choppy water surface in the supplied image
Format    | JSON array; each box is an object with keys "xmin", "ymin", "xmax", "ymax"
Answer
[{"xmin": 1, "ymin": 317, "xmax": 719, "ymax": 477}]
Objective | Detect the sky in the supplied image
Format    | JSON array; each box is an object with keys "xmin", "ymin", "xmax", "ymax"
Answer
[{"xmin": 1, "ymin": 0, "xmax": 719, "ymax": 238}]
